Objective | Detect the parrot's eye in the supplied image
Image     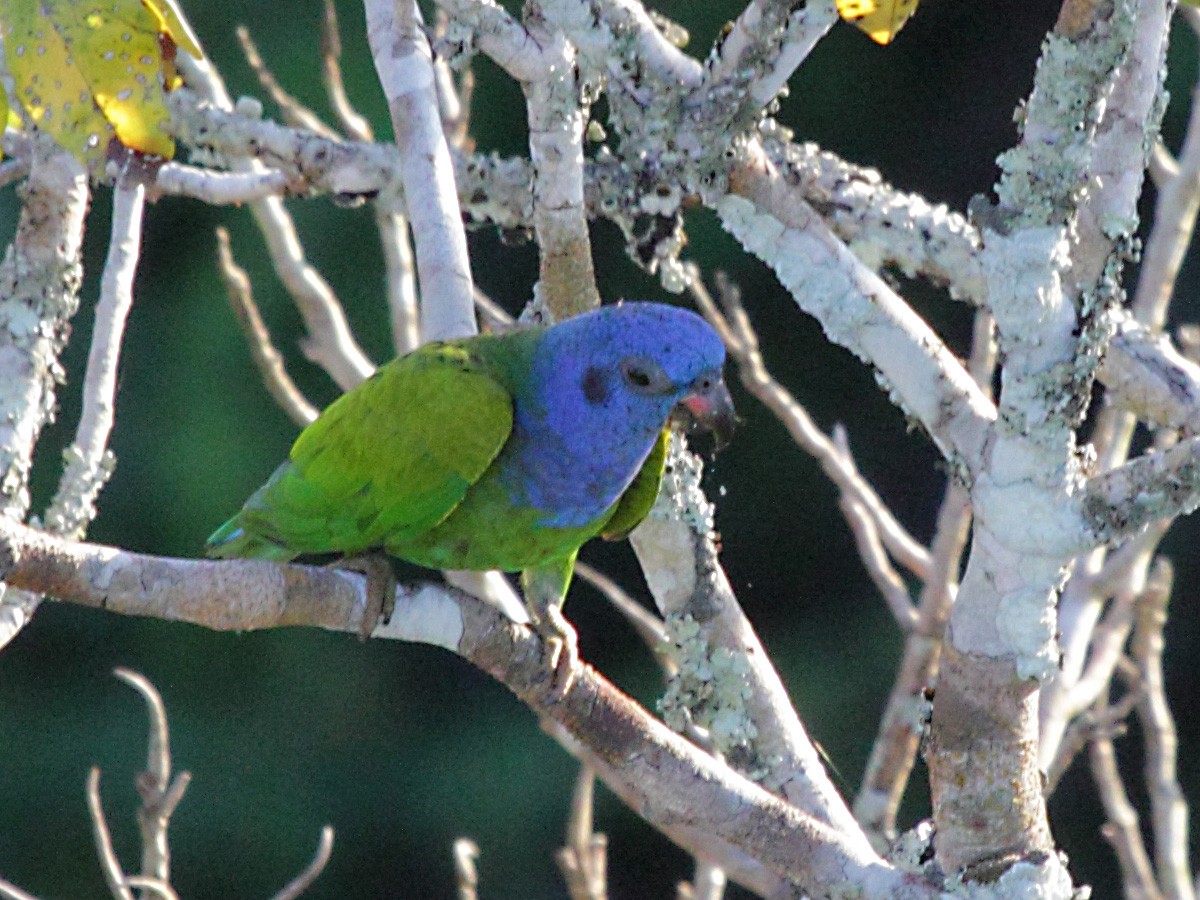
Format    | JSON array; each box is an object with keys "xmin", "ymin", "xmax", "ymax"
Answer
[{"xmin": 619, "ymin": 357, "xmax": 672, "ymax": 395}]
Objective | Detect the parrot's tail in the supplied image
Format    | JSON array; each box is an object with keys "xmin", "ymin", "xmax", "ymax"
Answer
[{"xmin": 205, "ymin": 515, "xmax": 296, "ymax": 561}]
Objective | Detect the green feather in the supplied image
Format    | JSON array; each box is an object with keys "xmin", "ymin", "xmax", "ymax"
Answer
[
  {"xmin": 206, "ymin": 336, "xmax": 526, "ymax": 560},
  {"xmin": 601, "ymin": 427, "xmax": 668, "ymax": 541}
]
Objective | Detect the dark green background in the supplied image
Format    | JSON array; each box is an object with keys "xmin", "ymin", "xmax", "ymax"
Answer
[{"xmin": 2, "ymin": 2, "xmax": 1198, "ymax": 897}]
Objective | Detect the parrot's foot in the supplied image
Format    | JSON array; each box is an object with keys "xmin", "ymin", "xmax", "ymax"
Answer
[
  {"xmin": 535, "ymin": 604, "xmax": 580, "ymax": 698},
  {"xmin": 331, "ymin": 552, "xmax": 396, "ymax": 641}
]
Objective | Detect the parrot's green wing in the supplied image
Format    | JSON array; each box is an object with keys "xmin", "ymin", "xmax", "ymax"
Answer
[
  {"xmin": 600, "ymin": 427, "xmax": 669, "ymax": 541},
  {"xmin": 207, "ymin": 343, "xmax": 514, "ymax": 559}
]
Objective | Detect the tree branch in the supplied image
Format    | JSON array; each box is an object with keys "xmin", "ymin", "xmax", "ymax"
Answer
[
  {"xmin": 0, "ymin": 517, "xmax": 937, "ymax": 899},
  {"xmin": 367, "ymin": 0, "xmax": 476, "ymax": 341},
  {"xmin": 44, "ymin": 179, "xmax": 144, "ymax": 538},
  {"xmin": 0, "ymin": 140, "xmax": 89, "ymax": 649},
  {"xmin": 720, "ymin": 147, "xmax": 996, "ymax": 470}
]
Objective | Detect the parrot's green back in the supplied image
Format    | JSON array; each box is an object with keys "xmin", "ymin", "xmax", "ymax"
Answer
[{"xmin": 205, "ymin": 330, "xmax": 668, "ymax": 574}]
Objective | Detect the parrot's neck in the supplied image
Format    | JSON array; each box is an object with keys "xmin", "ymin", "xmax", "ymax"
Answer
[
  {"xmin": 496, "ymin": 360, "xmax": 672, "ymax": 530},
  {"xmin": 499, "ymin": 408, "xmax": 665, "ymax": 529}
]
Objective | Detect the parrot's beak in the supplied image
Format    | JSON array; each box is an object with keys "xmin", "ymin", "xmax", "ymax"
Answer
[{"xmin": 677, "ymin": 372, "xmax": 738, "ymax": 450}]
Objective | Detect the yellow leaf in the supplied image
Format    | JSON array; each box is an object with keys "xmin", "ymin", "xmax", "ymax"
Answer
[
  {"xmin": 55, "ymin": 0, "xmax": 176, "ymax": 157},
  {"xmin": 835, "ymin": 0, "xmax": 919, "ymax": 45},
  {"xmin": 1, "ymin": 0, "xmax": 114, "ymax": 166},
  {"xmin": 142, "ymin": 0, "xmax": 202, "ymax": 60},
  {"xmin": 0, "ymin": 0, "xmax": 203, "ymax": 167}
]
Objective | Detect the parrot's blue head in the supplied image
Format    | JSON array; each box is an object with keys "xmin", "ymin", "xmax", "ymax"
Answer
[
  {"xmin": 512, "ymin": 302, "xmax": 735, "ymax": 528},
  {"xmin": 536, "ymin": 301, "xmax": 734, "ymax": 445}
]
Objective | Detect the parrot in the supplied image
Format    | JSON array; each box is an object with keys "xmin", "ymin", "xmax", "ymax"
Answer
[{"xmin": 206, "ymin": 301, "xmax": 736, "ymax": 684}]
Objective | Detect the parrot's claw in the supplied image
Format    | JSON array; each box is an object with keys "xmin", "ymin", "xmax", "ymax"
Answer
[
  {"xmin": 332, "ymin": 552, "xmax": 397, "ymax": 641},
  {"xmin": 535, "ymin": 604, "xmax": 580, "ymax": 698}
]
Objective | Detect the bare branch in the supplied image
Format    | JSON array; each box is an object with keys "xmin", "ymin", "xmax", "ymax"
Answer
[
  {"xmin": 120, "ymin": 878, "xmax": 178, "ymax": 900},
  {"xmin": 439, "ymin": 0, "xmax": 598, "ymax": 318},
  {"xmin": 557, "ymin": 766, "xmax": 607, "ymax": 900},
  {"xmin": 1132, "ymin": 560, "xmax": 1195, "ymax": 900},
  {"xmin": 1099, "ymin": 311, "xmax": 1200, "ymax": 431},
  {"xmin": 215, "ymin": 228, "xmax": 319, "ymax": 427},
  {"xmin": 721, "ymin": 149, "xmax": 996, "ymax": 470},
  {"xmin": 0, "ymin": 519, "xmax": 938, "ymax": 898},
  {"xmin": 704, "ymin": 0, "xmax": 836, "ymax": 111},
  {"xmin": 321, "ymin": 0, "xmax": 373, "ymax": 140},
  {"xmin": 0, "ymin": 876, "xmax": 44, "ymax": 900},
  {"xmin": 44, "ymin": 179, "xmax": 144, "ymax": 538},
  {"xmin": 831, "ymin": 427, "xmax": 919, "ymax": 630},
  {"xmin": 0, "ymin": 141, "xmax": 89, "ymax": 648},
  {"xmin": 367, "ymin": 0, "xmax": 476, "ymax": 342},
  {"xmin": 268, "ymin": 826, "xmax": 335, "ymax": 900},
  {"xmin": 1045, "ymin": 681, "xmax": 1139, "ymax": 795},
  {"xmin": 174, "ymin": 60, "xmax": 376, "ymax": 392},
  {"xmin": 107, "ymin": 669, "xmax": 192, "ymax": 889},
  {"xmin": 630, "ymin": 435, "xmax": 874, "ymax": 853},
  {"xmin": 855, "ymin": 308, "xmax": 993, "ymax": 844},
  {"xmin": 236, "ymin": 26, "xmax": 340, "ymax": 140},
  {"xmin": 1082, "ymin": 435, "xmax": 1200, "ymax": 545},
  {"xmin": 86, "ymin": 768, "xmax": 135, "ymax": 900},
  {"xmin": 453, "ymin": 838, "xmax": 479, "ymax": 900},
  {"xmin": 574, "ymin": 561, "xmax": 673, "ymax": 674},
  {"xmin": 1131, "ymin": 43, "xmax": 1200, "ymax": 328},
  {"xmin": 764, "ymin": 140, "xmax": 987, "ymax": 302},
  {"xmin": 1090, "ymin": 724, "xmax": 1162, "ymax": 900},
  {"xmin": 154, "ymin": 164, "xmax": 290, "ymax": 204}
]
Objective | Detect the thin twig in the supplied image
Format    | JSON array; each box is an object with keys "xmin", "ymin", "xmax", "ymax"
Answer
[
  {"xmin": 1064, "ymin": 524, "xmax": 1168, "ymax": 717},
  {"xmin": 0, "ymin": 876, "xmax": 43, "ymax": 900},
  {"xmin": 113, "ymin": 668, "xmax": 191, "ymax": 887},
  {"xmin": 472, "ymin": 287, "xmax": 516, "ymax": 332},
  {"xmin": 321, "ymin": 0, "xmax": 373, "ymax": 141},
  {"xmin": 832, "ymin": 428, "xmax": 918, "ymax": 630},
  {"xmin": 120, "ymin": 877, "xmax": 179, "ymax": 900},
  {"xmin": 378, "ymin": 210, "xmax": 421, "ymax": 355},
  {"xmin": 86, "ymin": 768, "xmax": 135, "ymax": 900},
  {"xmin": 1133, "ymin": 559, "xmax": 1195, "ymax": 900},
  {"xmin": 1046, "ymin": 684, "xmax": 1139, "ymax": 795},
  {"xmin": 215, "ymin": 228, "xmax": 319, "ymax": 427},
  {"xmin": 453, "ymin": 838, "xmax": 479, "ymax": 900},
  {"xmin": 557, "ymin": 765, "xmax": 607, "ymax": 900},
  {"xmin": 177, "ymin": 53, "xmax": 376, "ymax": 392},
  {"xmin": 268, "ymin": 826, "xmax": 335, "ymax": 900},
  {"xmin": 43, "ymin": 178, "xmax": 144, "ymax": 539},
  {"xmin": 1091, "ymin": 724, "xmax": 1163, "ymax": 900},
  {"xmin": 574, "ymin": 561, "xmax": 673, "ymax": 675},
  {"xmin": 236, "ymin": 26, "xmax": 340, "ymax": 140}
]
